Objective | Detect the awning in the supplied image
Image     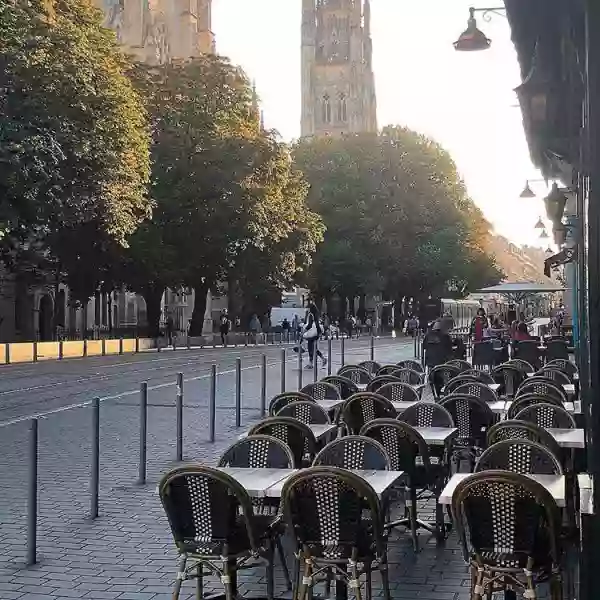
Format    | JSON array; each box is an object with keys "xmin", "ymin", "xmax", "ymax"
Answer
[
  {"xmin": 475, "ymin": 281, "xmax": 566, "ymax": 303},
  {"xmin": 544, "ymin": 247, "xmax": 576, "ymax": 277}
]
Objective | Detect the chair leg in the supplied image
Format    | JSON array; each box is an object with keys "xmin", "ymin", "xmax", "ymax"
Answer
[
  {"xmin": 266, "ymin": 542, "xmax": 275, "ymax": 600},
  {"xmin": 276, "ymin": 537, "xmax": 292, "ymax": 590},
  {"xmin": 379, "ymin": 559, "xmax": 391, "ymax": 600},
  {"xmin": 365, "ymin": 566, "xmax": 373, "ymax": 600},
  {"xmin": 409, "ymin": 486, "xmax": 419, "ymax": 552},
  {"xmin": 223, "ymin": 557, "xmax": 235, "ymax": 600},
  {"xmin": 292, "ymin": 552, "xmax": 301, "ymax": 600},
  {"xmin": 196, "ymin": 563, "xmax": 203, "ymax": 600},
  {"xmin": 349, "ymin": 558, "xmax": 362, "ymax": 600},
  {"xmin": 172, "ymin": 555, "xmax": 187, "ymax": 600},
  {"xmin": 296, "ymin": 551, "xmax": 311, "ymax": 600}
]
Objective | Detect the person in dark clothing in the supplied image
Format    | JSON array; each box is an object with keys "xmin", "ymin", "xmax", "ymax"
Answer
[
  {"xmin": 219, "ymin": 312, "xmax": 230, "ymax": 346},
  {"xmin": 423, "ymin": 320, "xmax": 453, "ymax": 366},
  {"xmin": 304, "ymin": 301, "xmax": 327, "ymax": 369}
]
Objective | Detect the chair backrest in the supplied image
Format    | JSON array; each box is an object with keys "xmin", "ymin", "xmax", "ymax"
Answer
[
  {"xmin": 486, "ymin": 420, "xmax": 563, "ymax": 459},
  {"xmin": 545, "ymin": 359, "xmax": 578, "ymax": 376},
  {"xmin": 472, "ymin": 341, "xmax": 495, "ymax": 367},
  {"xmin": 281, "ymin": 467, "xmax": 385, "ymax": 560},
  {"xmin": 397, "ymin": 401, "xmax": 455, "ymax": 428},
  {"xmin": 515, "ymin": 402, "xmax": 577, "ymax": 429},
  {"xmin": 321, "ymin": 375, "xmax": 359, "ymax": 399},
  {"xmin": 537, "ymin": 367, "xmax": 572, "ymax": 385},
  {"xmin": 360, "ymin": 419, "xmax": 431, "ymax": 474},
  {"xmin": 439, "ymin": 394, "xmax": 496, "ymax": 446},
  {"xmin": 491, "ymin": 364, "xmax": 527, "ymax": 398},
  {"xmin": 475, "ymin": 439, "xmax": 562, "ymax": 475},
  {"xmin": 444, "ymin": 375, "xmax": 484, "ymax": 395},
  {"xmin": 506, "ymin": 359, "xmax": 535, "ymax": 374},
  {"xmin": 517, "ymin": 378, "xmax": 567, "ymax": 403},
  {"xmin": 358, "ymin": 360, "xmax": 382, "ymax": 375},
  {"xmin": 300, "ymin": 381, "xmax": 342, "ymax": 401},
  {"xmin": 366, "ymin": 375, "xmax": 401, "ymax": 393},
  {"xmin": 313, "ymin": 435, "xmax": 391, "ymax": 470},
  {"xmin": 337, "ymin": 365, "xmax": 372, "ymax": 385},
  {"xmin": 506, "ymin": 394, "xmax": 564, "ymax": 419},
  {"xmin": 446, "ymin": 359, "xmax": 472, "ymax": 372},
  {"xmin": 390, "ymin": 368, "xmax": 423, "ymax": 385},
  {"xmin": 452, "ymin": 471, "xmax": 561, "ymax": 567},
  {"xmin": 277, "ymin": 401, "xmax": 331, "ymax": 425},
  {"xmin": 159, "ymin": 465, "xmax": 258, "ymax": 555},
  {"xmin": 248, "ymin": 416, "xmax": 318, "ymax": 465},
  {"xmin": 428, "ymin": 364, "xmax": 462, "ymax": 397},
  {"xmin": 377, "ymin": 364, "xmax": 402, "ymax": 376},
  {"xmin": 376, "ymin": 382, "xmax": 420, "ymax": 404},
  {"xmin": 513, "ymin": 339, "xmax": 541, "ymax": 369},
  {"xmin": 397, "ymin": 359, "xmax": 424, "ymax": 373},
  {"xmin": 424, "ymin": 341, "xmax": 452, "ymax": 367},
  {"xmin": 546, "ymin": 339, "xmax": 570, "ymax": 361},
  {"xmin": 462, "ymin": 369, "xmax": 495, "ymax": 383},
  {"xmin": 269, "ymin": 391, "xmax": 315, "ymax": 416},
  {"xmin": 454, "ymin": 382, "xmax": 498, "ymax": 404},
  {"xmin": 218, "ymin": 434, "xmax": 296, "ymax": 468},
  {"xmin": 341, "ymin": 392, "xmax": 397, "ymax": 434}
]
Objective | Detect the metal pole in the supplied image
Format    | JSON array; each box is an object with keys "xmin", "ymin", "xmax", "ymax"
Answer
[
  {"xmin": 209, "ymin": 364, "xmax": 216, "ymax": 442},
  {"xmin": 135, "ymin": 337, "xmax": 140, "ymax": 353},
  {"xmin": 119, "ymin": 338, "xmax": 123, "ymax": 355},
  {"xmin": 101, "ymin": 338, "xmax": 106, "ymax": 356},
  {"xmin": 328, "ymin": 338, "xmax": 332, "ymax": 375},
  {"xmin": 235, "ymin": 358, "xmax": 242, "ymax": 427},
  {"xmin": 176, "ymin": 372, "xmax": 183, "ymax": 461},
  {"xmin": 83, "ymin": 339, "xmax": 88, "ymax": 357},
  {"xmin": 260, "ymin": 354, "xmax": 267, "ymax": 417},
  {"xmin": 5, "ymin": 343, "xmax": 10, "ymax": 364},
  {"xmin": 33, "ymin": 342, "xmax": 38, "ymax": 362},
  {"xmin": 138, "ymin": 382, "xmax": 148, "ymax": 484},
  {"xmin": 313, "ymin": 339, "xmax": 319, "ymax": 382},
  {"xmin": 27, "ymin": 418, "xmax": 38, "ymax": 566},
  {"xmin": 91, "ymin": 398, "xmax": 100, "ymax": 519},
  {"xmin": 297, "ymin": 346, "xmax": 303, "ymax": 389},
  {"xmin": 280, "ymin": 348, "xmax": 286, "ymax": 393},
  {"xmin": 370, "ymin": 335, "xmax": 375, "ymax": 361},
  {"xmin": 341, "ymin": 336, "xmax": 345, "ymax": 367},
  {"xmin": 413, "ymin": 332, "xmax": 418, "ymax": 358},
  {"xmin": 59, "ymin": 340, "xmax": 64, "ymax": 360}
]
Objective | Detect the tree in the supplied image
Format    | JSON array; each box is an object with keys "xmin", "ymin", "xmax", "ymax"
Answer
[
  {"xmin": 0, "ymin": 0, "xmax": 151, "ymax": 315},
  {"xmin": 128, "ymin": 57, "xmax": 323, "ymax": 335}
]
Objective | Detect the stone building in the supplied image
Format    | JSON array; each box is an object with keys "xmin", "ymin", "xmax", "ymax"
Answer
[{"xmin": 301, "ymin": 0, "xmax": 377, "ymax": 138}]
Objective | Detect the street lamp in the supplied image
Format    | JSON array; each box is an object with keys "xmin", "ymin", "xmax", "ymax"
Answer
[
  {"xmin": 539, "ymin": 228, "xmax": 549, "ymax": 239},
  {"xmin": 453, "ymin": 6, "xmax": 506, "ymax": 52},
  {"xmin": 534, "ymin": 217, "xmax": 545, "ymax": 229},
  {"xmin": 519, "ymin": 178, "xmax": 547, "ymax": 198}
]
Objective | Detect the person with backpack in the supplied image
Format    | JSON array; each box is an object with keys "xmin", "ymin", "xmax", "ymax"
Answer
[{"xmin": 303, "ymin": 300, "xmax": 327, "ymax": 369}]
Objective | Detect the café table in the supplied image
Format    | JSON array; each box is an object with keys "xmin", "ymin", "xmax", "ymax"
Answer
[
  {"xmin": 413, "ymin": 426, "xmax": 457, "ymax": 446},
  {"xmin": 439, "ymin": 472, "xmax": 566, "ymax": 507},
  {"xmin": 547, "ymin": 428, "xmax": 585, "ymax": 448},
  {"xmin": 579, "ymin": 473, "xmax": 593, "ymax": 515},
  {"xmin": 316, "ymin": 398, "xmax": 345, "ymax": 412},
  {"xmin": 239, "ymin": 423, "xmax": 337, "ymax": 442}
]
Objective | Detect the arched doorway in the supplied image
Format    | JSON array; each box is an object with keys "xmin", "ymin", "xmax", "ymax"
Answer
[{"xmin": 38, "ymin": 295, "xmax": 54, "ymax": 341}]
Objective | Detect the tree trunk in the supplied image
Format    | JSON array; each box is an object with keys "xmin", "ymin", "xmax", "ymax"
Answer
[
  {"xmin": 142, "ymin": 284, "xmax": 164, "ymax": 338},
  {"xmin": 189, "ymin": 281, "xmax": 211, "ymax": 337}
]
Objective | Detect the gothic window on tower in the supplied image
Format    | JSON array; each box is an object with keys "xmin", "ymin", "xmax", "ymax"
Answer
[
  {"xmin": 322, "ymin": 94, "xmax": 332, "ymax": 123},
  {"xmin": 337, "ymin": 93, "xmax": 348, "ymax": 122}
]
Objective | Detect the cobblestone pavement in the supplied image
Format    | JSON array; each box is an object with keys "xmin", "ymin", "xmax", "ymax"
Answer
[{"xmin": 0, "ymin": 337, "xmax": 554, "ymax": 599}]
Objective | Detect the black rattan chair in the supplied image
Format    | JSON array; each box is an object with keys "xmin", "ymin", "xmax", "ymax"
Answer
[
  {"xmin": 397, "ymin": 359, "xmax": 424, "ymax": 373},
  {"xmin": 321, "ymin": 375, "xmax": 359, "ymax": 399},
  {"xmin": 377, "ymin": 364, "xmax": 403, "ymax": 376},
  {"xmin": 159, "ymin": 466, "xmax": 279, "ymax": 600},
  {"xmin": 546, "ymin": 359, "xmax": 578, "ymax": 378},
  {"xmin": 278, "ymin": 401, "xmax": 331, "ymax": 424},
  {"xmin": 492, "ymin": 364, "xmax": 527, "ymax": 398},
  {"xmin": 472, "ymin": 341, "xmax": 495, "ymax": 370},
  {"xmin": 269, "ymin": 392, "xmax": 315, "ymax": 416},
  {"xmin": 513, "ymin": 339, "xmax": 542, "ymax": 370},
  {"xmin": 506, "ymin": 358, "xmax": 535, "ymax": 374},
  {"xmin": 337, "ymin": 365, "xmax": 372, "ymax": 386},
  {"xmin": 537, "ymin": 367, "xmax": 573, "ymax": 385},
  {"xmin": 461, "ymin": 369, "xmax": 495, "ymax": 383},
  {"xmin": 443, "ymin": 375, "xmax": 483, "ymax": 395},
  {"xmin": 313, "ymin": 435, "xmax": 391, "ymax": 470},
  {"xmin": 517, "ymin": 378, "xmax": 568, "ymax": 404},
  {"xmin": 452, "ymin": 471, "xmax": 563, "ymax": 600},
  {"xmin": 390, "ymin": 368, "xmax": 424, "ymax": 385},
  {"xmin": 367, "ymin": 375, "xmax": 401, "ymax": 393},
  {"xmin": 446, "ymin": 359, "xmax": 472, "ymax": 372},
  {"xmin": 341, "ymin": 392, "xmax": 397, "ymax": 434},
  {"xmin": 454, "ymin": 382, "xmax": 499, "ymax": 404},
  {"xmin": 428, "ymin": 364, "xmax": 462, "ymax": 398},
  {"xmin": 506, "ymin": 394, "xmax": 564, "ymax": 420},
  {"xmin": 515, "ymin": 402, "xmax": 576, "ymax": 429},
  {"xmin": 281, "ymin": 467, "xmax": 391, "ymax": 600},
  {"xmin": 248, "ymin": 417, "xmax": 318, "ymax": 466},
  {"xmin": 300, "ymin": 382, "xmax": 341, "ymax": 401},
  {"xmin": 397, "ymin": 401, "xmax": 455, "ymax": 428},
  {"xmin": 358, "ymin": 360, "xmax": 382, "ymax": 375},
  {"xmin": 487, "ymin": 420, "xmax": 563, "ymax": 457},
  {"xmin": 546, "ymin": 339, "xmax": 570, "ymax": 362},
  {"xmin": 376, "ymin": 382, "xmax": 420, "ymax": 404},
  {"xmin": 475, "ymin": 439, "xmax": 563, "ymax": 475}
]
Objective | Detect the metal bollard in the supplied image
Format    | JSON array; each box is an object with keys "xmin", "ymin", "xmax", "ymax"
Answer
[
  {"xmin": 59, "ymin": 340, "xmax": 64, "ymax": 360},
  {"xmin": 297, "ymin": 347, "xmax": 303, "ymax": 390},
  {"xmin": 260, "ymin": 354, "xmax": 267, "ymax": 417},
  {"xmin": 135, "ymin": 337, "xmax": 140, "ymax": 353},
  {"xmin": 341, "ymin": 337, "xmax": 345, "ymax": 367},
  {"xmin": 328, "ymin": 338, "xmax": 332, "ymax": 375},
  {"xmin": 33, "ymin": 342, "xmax": 38, "ymax": 362},
  {"xmin": 313, "ymin": 339, "xmax": 319, "ymax": 382},
  {"xmin": 187, "ymin": 336, "xmax": 191, "ymax": 350},
  {"xmin": 27, "ymin": 418, "xmax": 38, "ymax": 566},
  {"xmin": 280, "ymin": 348, "xmax": 286, "ymax": 393},
  {"xmin": 83, "ymin": 339, "xmax": 88, "ymax": 357},
  {"xmin": 209, "ymin": 365, "xmax": 216, "ymax": 442},
  {"xmin": 119, "ymin": 338, "xmax": 123, "ymax": 355},
  {"xmin": 370, "ymin": 336, "xmax": 375, "ymax": 361},
  {"xmin": 138, "ymin": 383, "xmax": 148, "ymax": 484},
  {"xmin": 176, "ymin": 372, "xmax": 184, "ymax": 461},
  {"xmin": 91, "ymin": 398, "xmax": 100, "ymax": 519},
  {"xmin": 157, "ymin": 338, "xmax": 161, "ymax": 352},
  {"xmin": 101, "ymin": 338, "xmax": 106, "ymax": 356},
  {"xmin": 413, "ymin": 333, "xmax": 418, "ymax": 358},
  {"xmin": 5, "ymin": 343, "xmax": 10, "ymax": 365},
  {"xmin": 235, "ymin": 358, "xmax": 242, "ymax": 427}
]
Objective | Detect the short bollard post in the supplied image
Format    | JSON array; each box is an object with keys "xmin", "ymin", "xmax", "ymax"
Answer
[
  {"xmin": 27, "ymin": 418, "xmax": 38, "ymax": 566},
  {"xmin": 119, "ymin": 338, "xmax": 124, "ymax": 355},
  {"xmin": 33, "ymin": 342, "xmax": 38, "ymax": 362},
  {"xmin": 260, "ymin": 354, "xmax": 267, "ymax": 417},
  {"xmin": 91, "ymin": 398, "xmax": 100, "ymax": 519},
  {"xmin": 209, "ymin": 365, "xmax": 216, "ymax": 442},
  {"xmin": 313, "ymin": 339, "xmax": 319, "ymax": 382},
  {"xmin": 235, "ymin": 358, "xmax": 242, "ymax": 427},
  {"xmin": 176, "ymin": 372, "xmax": 184, "ymax": 461},
  {"xmin": 370, "ymin": 336, "xmax": 375, "ymax": 361},
  {"xmin": 5, "ymin": 343, "xmax": 10, "ymax": 365},
  {"xmin": 59, "ymin": 340, "xmax": 64, "ymax": 360},
  {"xmin": 341, "ymin": 337, "xmax": 345, "ymax": 367},
  {"xmin": 413, "ymin": 333, "xmax": 418, "ymax": 358},
  {"xmin": 135, "ymin": 337, "xmax": 140, "ymax": 353},
  {"xmin": 327, "ymin": 338, "xmax": 332, "ymax": 375},
  {"xmin": 83, "ymin": 339, "xmax": 88, "ymax": 357},
  {"xmin": 297, "ymin": 348, "xmax": 303, "ymax": 390},
  {"xmin": 101, "ymin": 338, "xmax": 106, "ymax": 356},
  {"xmin": 157, "ymin": 338, "xmax": 161, "ymax": 352},
  {"xmin": 280, "ymin": 348, "xmax": 286, "ymax": 393},
  {"xmin": 138, "ymin": 383, "xmax": 148, "ymax": 485},
  {"xmin": 186, "ymin": 336, "xmax": 191, "ymax": 350}
]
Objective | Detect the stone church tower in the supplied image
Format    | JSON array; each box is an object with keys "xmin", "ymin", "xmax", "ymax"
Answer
[{"xmin": 301, "ymin": 0, "xmax": 377, "ymax": 137}]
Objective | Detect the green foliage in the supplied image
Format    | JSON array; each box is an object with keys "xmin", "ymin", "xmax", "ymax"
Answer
[{"xmin": 294, "ymin": 126, "xmax": 503, "ymax": 307}]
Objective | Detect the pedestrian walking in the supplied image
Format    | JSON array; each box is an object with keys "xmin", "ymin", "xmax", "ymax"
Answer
[
  {"xmin": 249, "ymin": 313, "xmax": 261, "ymax": 344},
  {"xmin": 219, "ymin": 311, "xmax": 230, "ymax": 346},
  {"xmin": 303, "ymin": 300, "xmax": 327, "ymax": 370},
  {"xmin": 165, "ymin": 313, "xmax": 174, "ymax": 346}
]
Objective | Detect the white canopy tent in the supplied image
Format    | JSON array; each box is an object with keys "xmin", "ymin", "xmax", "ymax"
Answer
[{"xmin": 475, "ymin": 281, "xmax": 566, "ymax": 303}]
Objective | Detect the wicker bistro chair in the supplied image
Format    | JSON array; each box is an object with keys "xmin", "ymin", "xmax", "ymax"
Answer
[
  {"xmin": 428, "ymin": 364, "xmax": 462, "ymax": 398},
  {"xmin": 360, "ymin": 419, "xmax": 450, "ymax": 550},
  {"xmin": 546, "ymin": 359, "xmax": 578, "ymax": 378},
  {"xmin": 269, "ymin": 392, "xmax": 315, "ymax": 416},
  {"xmin": 313, "ymin": 435, "xmax": 391, "ymax": 470},
  {"xmin": 278, "ymin": 401, "xmax": 332, "ymax": 425},
  {"xmin": 471, "ymin": 341, "xmax": 496, "ymax": 371},
  {"xmin": 358, "ymin": 360, "xmax": 382, "ymax": 375},
  {"xmin": 376, "ymin": 382, "xmax": 420, "ymax": 404},
  {"xmin": 451, "ymin": 471, "xmax": 564, "ymax": 600},
  {"xmin": 513, "ymin": 339, "xmax": 542, "ymax": 370},
  {"xmin": 159, "ymin": 466, "xmax": 282, "ymax": 600},
  {"xmin": 390, "ymin": 368, "xmax": 424, "ymax": 385},
  {"xmin": 341, "ymin": 392, "xmax": 397, "ymax": 434},
  {"xmin": 337, "ymin": 365, "xmax": 372, "ymax": 387},
  {"xmin": 486, "ymin": 420, "xmax": 563, "ymax": 459},
  {"xmin": 366, "ymin": 375, "xmax": 402, "ymax": 393},
  {"xmin": 439, "ymin": 394, "xmax": 496, "ymax": 472},
  {"xmin": 506, "ymin": 359, "xmax": 536, "ymax": 374},
  {"xmin": 462, "ymin": 369, "xmax": 495, "ymax": 384},
  {"xmin": 321, "ymin": 375, "xmax": 359, "ymax": 399},
  {"xmin": 453, "ymin": 382, "xmax": 499, "ymax": 404},
  {"xmin": 397, "ymin": 359, "xmax": 425, "ymax": 373},
  {"xmin": 546, "ymin": 339, "xmax": 570, "ymax": 362},
  {"xmin": 538, "ymin": 367, "xmax": 573, "ymax": 386},
  {"xmin": 248, "ymin": 417, "xmax": 319, "ymax": 467},
  {"xmin": 377, "ymin": 364, "xmax": 403, "ymax": 376},
  {"xmin": 517, "ymin": 378, "xmax": 568, "ymax": 404},
  {"xmin": 446, "ymin": 359, "xmax": 472, "ymax": 372},
  {"xmin": 444, "ymin": 375, "xmax": 484, "ymax": 396},
  {"xmin": 475, "ymin": 439, "xmax": 563, "ymax": 475},
  {"xmin": 300, "ymin": 382, "xmax": 341, "ymax": 402},
  {"xmin": 506, "ymin": 394, "xmax": 564, "ymax": 420},
  {"xmin": 515, "ymin": 403, "xmax": 577, "ymax": 430},
  {"xmin": 492, "ymin": 364, "xmax": 527, "ymax": 398},
  {"xmin": 281, "ymin": 467, "xmax": 391, "ymax": 600}
]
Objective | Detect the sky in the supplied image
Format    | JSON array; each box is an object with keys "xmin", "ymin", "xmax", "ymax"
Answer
[{"xmin": 212, "ymin": 0, "xmax": 551, "ymax": 248}]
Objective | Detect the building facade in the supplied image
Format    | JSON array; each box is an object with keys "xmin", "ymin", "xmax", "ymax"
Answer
[{"xmin": 301, "ymin": 0, "xmax": 377, "ymax": 137}]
